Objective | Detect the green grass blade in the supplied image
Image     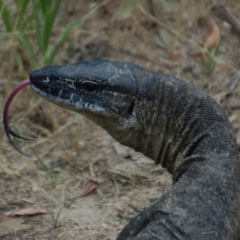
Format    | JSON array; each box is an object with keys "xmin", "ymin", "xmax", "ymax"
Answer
[
  {"xmin": 32, "ymin": 0, "xmax": 44, "ymax": 54},
  {"xmin": 19, "ymin": 0, "xmax": 31, "ymax": 17},
  {"xmin": 0, "ymin": 0, "xmax": 14, "ymax": 32},
  {"xmin": 15, "ymin": 0, "xmax": 31, "ymax": 29},
  {"xmin": 206, "ymin": 43, "xmax": 221, "ymax": 74},
  {"xmin": 50, "ymin": 0, "xmax": 63, "ymax": 22},
  {"xmin": 45, "ymin": 18, "xmax": 82, "ymax": 65},
  {"xmin": 42, "ymin": 0, "xmax": 62, "ymax": 54},
  {"xmin": 14, "ymin": 0, "xmax": 30, "ymax": 10},
  {"xmin": 17, "ymin": 33, "xmax": 38, "ymax": 67},
  {"xmin": 40, "ymin": 0, "xmax": 52, "ymax": 17}
]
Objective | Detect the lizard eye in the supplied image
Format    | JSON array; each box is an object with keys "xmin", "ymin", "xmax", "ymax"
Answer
[
  {"xmin": 75, "ymin": 81, "xmax": 98, "ymax": 92},
  {"xmin": 82, "ymin": 81, "xmax": 98, "ymax": 92}
]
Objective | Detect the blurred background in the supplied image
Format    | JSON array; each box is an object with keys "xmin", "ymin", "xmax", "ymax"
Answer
[{"xmin": 0, "ymin": 0, "xmax": 240, "ymax": 239}]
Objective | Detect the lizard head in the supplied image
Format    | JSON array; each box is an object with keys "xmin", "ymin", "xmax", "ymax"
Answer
[{"xmin": 30, "ymin": 59, "xmax": 140, "ymax": 142}]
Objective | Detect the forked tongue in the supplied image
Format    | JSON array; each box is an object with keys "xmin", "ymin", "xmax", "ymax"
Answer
[{"xmin": 3, "ymin": 79, "xmax": 33, "ymax": 156}]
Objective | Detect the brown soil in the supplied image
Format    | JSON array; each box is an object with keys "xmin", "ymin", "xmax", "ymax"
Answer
[{"xmin": 1, "ymin": 0, "xmax": 240, "ymax": 239}]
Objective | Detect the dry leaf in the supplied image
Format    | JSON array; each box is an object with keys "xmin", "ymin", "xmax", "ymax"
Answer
[
  {"xmin": 0, "ymin": 214, "xmax": 13, "ymax": 223},
  {"xmin": 81, "ymin": 178, "xmax": 103, "ymax": 197},
  {"xmin": 9, "ymin": 207, "xmax": 47, "ymax": 216},
  {"xmin": 204, "ymin": 19, "xmax": 220, "ymax": 49},
  {"xmin": 0, "ymin": 218, "xmax": 32, "ymax": 237},
  {"xmin": 169, "ymin": 53, "xmax": 181, "ymax": 61}
]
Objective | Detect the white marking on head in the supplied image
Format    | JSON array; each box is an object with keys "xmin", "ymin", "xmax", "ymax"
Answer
[
  {"xmin": 58, "ymin": 90, "xmax": 63, "ymax": 98},
  {"xmin": 65, "ymin": 78, "xmax": 76, "ymax": 90},
  {"xmin": 43, "ymin": 77, "xmax": 50, "ymax": 83}
]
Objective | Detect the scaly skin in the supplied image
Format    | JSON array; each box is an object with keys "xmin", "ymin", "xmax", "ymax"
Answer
[{"xmin": 29, "ymin": 59, "xmax": 240, "ymax": 239}]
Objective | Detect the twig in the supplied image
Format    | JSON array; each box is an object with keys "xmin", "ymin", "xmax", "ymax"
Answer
[
  {"xmin": 229, "ymin": 65, "xmax": 240, "ymax": 91},
  {"xmin": 213, "ymin": 3, "xmax": 240, "ymax": 34}
]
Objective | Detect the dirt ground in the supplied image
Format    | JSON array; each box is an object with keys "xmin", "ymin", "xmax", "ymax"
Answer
[{"xmin": 1, "ymin": 0, "xmax": 240, "ymax": 239}]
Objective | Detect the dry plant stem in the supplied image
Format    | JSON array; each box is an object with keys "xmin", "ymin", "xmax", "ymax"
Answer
[
  {"xmin": 214, "ymin": 3, "xmax": 240, "ymax": 34},
  {"xmin": 3, "ymin": 79, "xmax": 33, "ymax": 156}
]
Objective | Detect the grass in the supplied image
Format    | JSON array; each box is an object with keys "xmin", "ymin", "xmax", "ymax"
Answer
[
  {"xmin": 205, "ymin": 43, "xmax": 221, "ymax": 74},
  {"xmin": 29, "ymin": 144, "xmax": 61, "ymax": 190},
  {"xmin": 0, "ymin": 0, "xmax": 82, "ymax": 69}
]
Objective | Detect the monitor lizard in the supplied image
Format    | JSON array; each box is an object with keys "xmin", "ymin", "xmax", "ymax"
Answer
[{"xmin": 28, "ymin": 59, "xmax": 240, "ymax": 239}]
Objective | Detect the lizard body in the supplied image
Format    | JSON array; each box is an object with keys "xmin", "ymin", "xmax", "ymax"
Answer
[{"xmin": 29, "ymin": 59, "xmax": 240, "ymax": 239}]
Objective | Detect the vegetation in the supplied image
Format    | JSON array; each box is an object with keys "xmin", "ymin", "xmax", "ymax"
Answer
[{"xmin": 0, "ymin": 0, "xmax": 81, "ymax": 69}]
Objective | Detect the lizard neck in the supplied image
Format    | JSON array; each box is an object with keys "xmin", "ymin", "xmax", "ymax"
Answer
[{"xmin": 113, "ymin": 72, "xmax": 238, "ymax": 179}]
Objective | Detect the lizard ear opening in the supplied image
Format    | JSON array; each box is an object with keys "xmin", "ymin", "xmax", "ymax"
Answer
[{"xmin": 126, "ymin": 100, "xmax": 135, "ymax": 116}]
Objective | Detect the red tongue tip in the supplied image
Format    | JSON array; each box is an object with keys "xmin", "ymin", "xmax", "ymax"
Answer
[{"xmin": 3, "ymin": 79, "xmax": 33, "ymax": 156}]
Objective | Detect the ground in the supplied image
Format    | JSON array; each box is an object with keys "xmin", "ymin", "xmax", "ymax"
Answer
[{"xmin": 1, "ymin": 0, "xmax": 240, "ymax": 239}]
